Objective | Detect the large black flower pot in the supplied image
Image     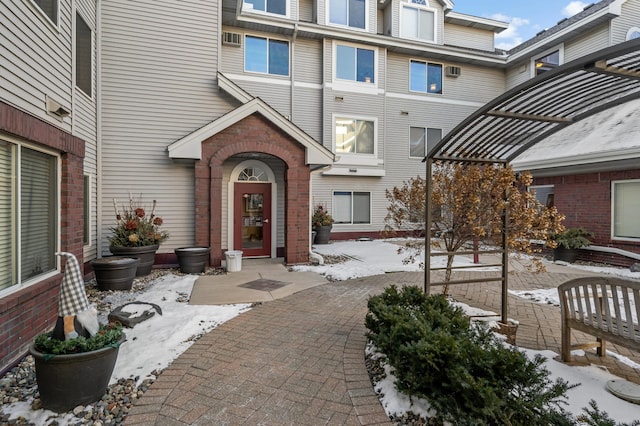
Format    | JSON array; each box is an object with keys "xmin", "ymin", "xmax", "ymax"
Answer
[
  {"xmin": 175, "ymin": 247, "xmax": 210, "ymax": 274},
  {"xmin": 109, "ymin": 245, "xmax": 158, "ymax": 276},
  {"xmin": 30, "ymin": 336, "xmax": 125, "ymax": 413},
  {"xmin": 553, "ymin": 247, "xmax": 580, "ymax": 263},
  {"xmin": 314, "ymin": 226, "xmax": 332, "ymax": 244},
  {"xmin": 91, "ymin": 257, "xmax": 139, "ymax": 291}
]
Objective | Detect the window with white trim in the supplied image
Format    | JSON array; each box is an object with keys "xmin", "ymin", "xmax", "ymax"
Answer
[
  {"xmin": 0, "ymin": 138, "xmax": 59, "ymax": 291},
  {"xmin": 244, "ymin": 0, "xmax": 286, "ymax": 15},
  {"xmin": 32, "ymin": 0, "xmax": 58, "ymax": 25},
  {"xmin": 333, "ymin": 191, "xmax": 371, "ymax": 224},
  {"xmin": 329, "ymin": 0, "xmax": 366, "ymax": 29},
  {"xmin": 534, "ymin": 50, "xmax": 560, "ymax": 76},
  {"xmin": 76, "ymin": 12, "xmax": 92, "ymax": 97},
  {"xmin": 409, "ymin": 60, "xmax": 442, "ymax": 94},
  {"xmin": 410, "ymin": 126, "xmax": 441, "ymax": 158},
  {"xmin": 612, "ymin": 180, "xmax": 640, "ymax": 240},
  {"xmin": 400, "ymin": 0, "xmax": 435, "ymax": 42},
  {"xmin": 335, "ymin": 44, "xmax": 375, "ymax": 84},
  {"xmin": 245, "ymin": 35, "xmax": 289, "ymax": 76},
  {"xmin": 335, "ymin": 117, "xmax": 375, "ymax": 155},
  {"xmin": 627, "ymin": 27, "xmax": 640, "ymax": 40}
]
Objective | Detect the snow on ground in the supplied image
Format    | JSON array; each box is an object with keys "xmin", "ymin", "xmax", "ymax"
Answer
[{"xmin": 3, "ymin": 239, "xmax": 640, "ymax": 424}]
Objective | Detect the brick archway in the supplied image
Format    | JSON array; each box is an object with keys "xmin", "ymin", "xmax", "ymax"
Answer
[{"xmin": 194, "ymin": 113, "xmax": 311, "ymax": 266}]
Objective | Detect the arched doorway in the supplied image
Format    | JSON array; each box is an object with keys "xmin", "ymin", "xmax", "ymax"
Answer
[{"xmin": 228, "ymin": 160, "xmax": 277, "ymax": 258}]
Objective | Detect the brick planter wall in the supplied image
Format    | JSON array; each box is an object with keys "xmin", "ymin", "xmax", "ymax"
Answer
[
  {"xmin": 534, "ymin": 170, "xmax": 640, "ymax": 267},
  {"xmin": 194, "ymin": 113, "xmax": 311, "ymax": 266},
  {"xmin": 0, "ymin": 102, "xmax": 85, "ymax": 374}
]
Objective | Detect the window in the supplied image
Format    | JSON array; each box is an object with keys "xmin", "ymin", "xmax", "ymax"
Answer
[
  {"xmin": 409, "ymin": 60, "xmax": 442, "ymax": 94},
  {"xmin": 529, "ymin": 185, "xmax": 554, "ymax": 208},
  {"xmin": 33, "ymin": 0, "xmax": 58, "ymax": 24},
  {"xmin": 333, "ymin": 191, "xmax": 371, "ymax": 224},
  {"xmin": 245, "ymin": 36, "xmax": 289, "ymax": 76},
  {"xmin": 76, "ymin": 13, "xmax": 92, "ymax": 97},
  {"xmin": 410, "ymin": 127, "xmax": 441, "ymax": 158},
  {"xmin": 534, "ymin": 50, "xmax": 560, "ymax": 76},
  {"xmin": 335, "ymin": 118, "xmax": 374, "ymax": 154},
  {"xmin": 244, "ymin": 0, "xmax": 286, "ymax": 15},
  {"xmin": 336, "ymin": 44, "xmax": 375, "ymax": 84},
  {"xmin": 612, "ymin": 180, "xmax": 640, "ymax": 240},
  {"xmin": 329, "ymin": 0, "xmax": 365, "ymax": 29},
  {"xmin": 627, "ymin": 27, "xmax": 640, "ymax": 40},
  {"xmin": 401, "ymin": 1, "xmax": 435, "ymax": 42},
  {"xmin": 0, "ymin": 138, "xmax": 58, "ymax": 291}
]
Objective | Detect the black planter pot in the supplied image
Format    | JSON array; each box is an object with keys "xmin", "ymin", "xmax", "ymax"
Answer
[
  {"xmin": 30, "ymin": 336, "xmax": 125, "ymax": 413},
  {"xmin": 109, "ymin": 245, "xmax": 159, "ymax": 276},
  {"xmin": 91, "ymin": 257, "xmax": 139, "ymax": 291},
  {"xmin": 553, "ymin": 247, "xmax": 580, "ymax": 263},
  {"xmin": 175, "ymin": 247, "xmax": 210, "ymax": 274},
  {"xmin": 314, "ymin": 225, "xmax": 332, "ymax": 244}
]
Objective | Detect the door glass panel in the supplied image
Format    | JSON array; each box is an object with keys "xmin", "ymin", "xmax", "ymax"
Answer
[{"xmin": 242, "ymin": 193, "xmax": 264, "ymax": 249}]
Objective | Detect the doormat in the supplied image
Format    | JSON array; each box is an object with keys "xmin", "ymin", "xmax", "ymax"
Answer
[{"xmin": 239, "ymin": 279, "xmax": 289, "ymax": 292}]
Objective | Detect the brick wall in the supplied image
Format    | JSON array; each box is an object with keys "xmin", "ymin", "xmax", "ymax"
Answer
[
  {"xmin": 0, "ymin": 102, "xmax": 85, "ymax": 374},
  {"xmin": 195, "ymin": 113, "xmax": 311, "ymax": 266},
  {"xmin": 534, "ymin": 169, "xmax": 640, "ymax": 266}
]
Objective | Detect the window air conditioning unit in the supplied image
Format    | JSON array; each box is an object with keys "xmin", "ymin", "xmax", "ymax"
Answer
[
  {"xmin": 222, "ymin": 32, "xmax": 242, "ymax": 47},
  {"xmin": 445, "ymin": 66, "xmax": 461, "ymax": 77}
]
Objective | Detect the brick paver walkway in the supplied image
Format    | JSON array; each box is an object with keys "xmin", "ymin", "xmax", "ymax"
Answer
[{"xmin": 125, "ymin": 271, "xmax": 640, "ymax": 425}]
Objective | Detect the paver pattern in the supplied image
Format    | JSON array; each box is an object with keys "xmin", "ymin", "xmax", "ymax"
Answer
[{"xmin": 125, "ymin": 270, "xmax": 640, "ymax": 425}]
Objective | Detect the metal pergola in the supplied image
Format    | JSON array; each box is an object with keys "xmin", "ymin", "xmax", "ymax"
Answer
[{"xmin": 423, "ymin": 39, "xmax": 640, "ymax": 323}]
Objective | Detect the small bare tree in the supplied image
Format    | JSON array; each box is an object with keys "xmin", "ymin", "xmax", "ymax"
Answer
[{"xmin": 385, "ymin": 163, "xmax": 564, "ymax": 293}]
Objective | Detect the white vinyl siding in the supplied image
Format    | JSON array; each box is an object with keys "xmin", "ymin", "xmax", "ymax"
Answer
[
  {"xmin": 444, "ymin": 24, "xmax": 495, "ymax": 52},
  {"xmin": 1, "ymin": 0, "xmax": 73, "ymax": 129},
  {"xmin": 563, "ymin": 24, "xmax": 610, "ymax": 62},
  {"xmin": 101, "ymin": 0, "xmax": 236, "ymax": 254},
  {"xmin": 612, "ymin": 180, "xmax": 640, "ymax": 240}
]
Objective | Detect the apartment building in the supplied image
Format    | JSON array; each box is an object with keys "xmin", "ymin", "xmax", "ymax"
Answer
[{"xmin": 1, "ymin": 0, "xmax": 640, "ymax": 372}]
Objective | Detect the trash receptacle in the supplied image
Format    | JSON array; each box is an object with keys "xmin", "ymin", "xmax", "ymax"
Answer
[{"xmin": 225, "ymin": 250, "xmax": 243, "ymax": 272}]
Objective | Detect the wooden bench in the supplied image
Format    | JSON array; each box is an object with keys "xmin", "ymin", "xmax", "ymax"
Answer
[{"xmin": 558, "ymin": 276, "xmax": 640, "ymax": 362}]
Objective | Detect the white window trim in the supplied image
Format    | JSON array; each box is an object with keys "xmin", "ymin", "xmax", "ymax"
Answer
[
  {"xmin": 408, "ymin": 125, "xmax": 442, "ymax": 159},
  {"xmin": 74, "ymin": 10, "xmax": 94, "ymax": 100},
  {"xmin": 530, "ymin": 44, "xmax": 564, "ymax": 78},
  {"xmin": 611, "ymin": 179, "xmax": 640, "ymax": 242},
  {"xmin": 399, "ymin": 1, "xmax": 437, "ymax": 43},
  {"xmin": 325, "ymin": 0, "xmax": 369, "ymax": 31},
  {"xmin": 28, "ymin": 0, "xmax": 59, "ymax": 30},
  {"xmin": 626, "ymin": 27, "xmax": 640, "ymax": 40},
  {"xmin": 0, "ymin": 134, "xmax": 61, "ymax": 297},
  {"xmin": 408, "ymin": 58, "xmax": 443, "ymax": 95},
  {"xmin": 332, "ymin": 190, "xmax": 372, "ymax": 225},
  {"xmin": 332, "ymin": 114, "xmax": 379, "ymax": 165},
  {"xmin": 332, "ymin": 40, "xmax": 378, "ymax": 88},
  {"xmin": 241, "ymin": 0, "xmax": 290, "ymax": 18},
  {"xmin": 243, "ymin": 34, "xmax": 290, "ymax": 77}
]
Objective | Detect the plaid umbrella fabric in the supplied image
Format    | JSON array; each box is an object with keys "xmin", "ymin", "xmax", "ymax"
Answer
[{"xmin": 57, "ymin": 252, "xmax": 91, "ymax": 317}]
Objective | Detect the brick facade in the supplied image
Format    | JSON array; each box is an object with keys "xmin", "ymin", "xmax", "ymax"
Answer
[
  {"xmin": 194, "ymin": 113, "xmax": 311, "ymax": 266},
  {"xmin": 534, "ymin": 169, "xmax": 640, "ymax": 267},
  {"xmin": 0, "ymin": 101, "xmax": 85, "ymax": 374}
]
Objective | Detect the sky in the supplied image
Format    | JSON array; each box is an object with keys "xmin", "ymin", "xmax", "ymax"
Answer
[
  {"xmin": 3, "ymin": 239, "xmax": 640, "ymax": 424},
  {"xmin": 452, "ymin": 0, "xmax": 594, "ymax": 50}
]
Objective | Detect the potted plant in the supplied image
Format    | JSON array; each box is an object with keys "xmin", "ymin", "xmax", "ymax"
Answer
[
  {"xmin": 551, "ymin": 227, "xmax": 594, "ymax": 263},
  {"xmin": 29, "ymin": 323, "xmax": 125, "ymax": 412},
  {"xmin": 109, "ymin": 196, "xmax": 169, "ymax": 276},
  {"xmin": 91, "ymin": 256, "xmax": 140, "ymax": 290},
  {"xmin": 312, "ymin": 204, "xmax": 334, "ymax": 244}
]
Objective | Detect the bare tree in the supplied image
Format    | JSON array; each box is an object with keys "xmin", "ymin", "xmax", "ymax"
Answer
[{"xmin": 385, "ymin": 163, "xmax": 564, "ymax": 293}]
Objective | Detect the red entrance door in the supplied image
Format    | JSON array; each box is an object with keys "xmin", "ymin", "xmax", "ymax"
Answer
[{"xmin": 234, "ymin": 182, "xmax": 272, "ymax": 257}]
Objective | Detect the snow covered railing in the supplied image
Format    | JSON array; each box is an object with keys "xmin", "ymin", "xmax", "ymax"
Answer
[{"xmin": 558, "ymin": 276, "xmax": 640, "ymax": 362}]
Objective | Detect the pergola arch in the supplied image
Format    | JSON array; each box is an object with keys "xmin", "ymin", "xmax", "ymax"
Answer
[{"xmin": 423, "ymin": 38, "xmax": 640, "ymax": 322}]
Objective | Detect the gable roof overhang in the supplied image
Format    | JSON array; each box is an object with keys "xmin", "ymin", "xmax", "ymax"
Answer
[
  {"xmin": 168, "ymin": 96, "xmax": 334, "ymax": 167},
  {"xmin": 426, "ymin": 38, "xmax": 640, "ymax": 166}
]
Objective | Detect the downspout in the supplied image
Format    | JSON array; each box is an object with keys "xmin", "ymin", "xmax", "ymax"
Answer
[
  {"xmin": 291, "ymin": 23, "xmax": 298, "ymax": 121},
  {"xmin": 95, "ymin": 0, "xmax": 103, "ymax": 258}
]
